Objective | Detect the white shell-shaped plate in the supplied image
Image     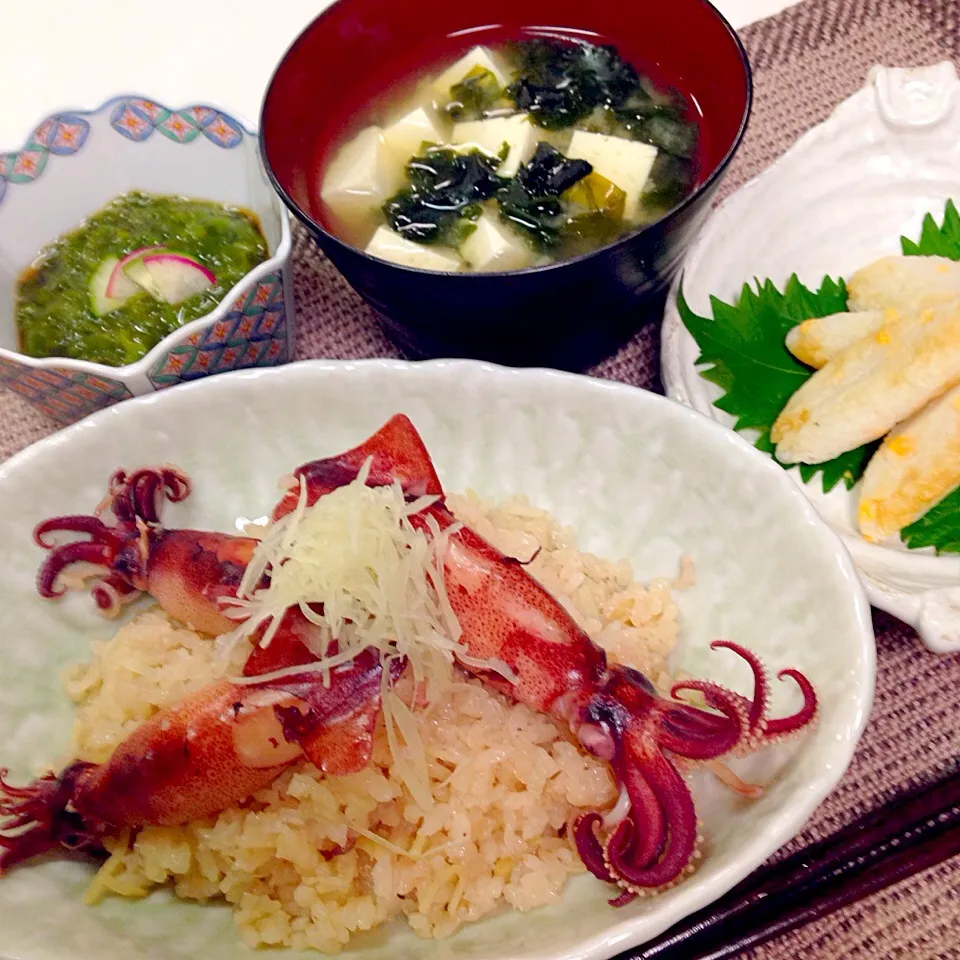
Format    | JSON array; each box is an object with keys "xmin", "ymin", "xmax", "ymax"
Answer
[
  {"xmin": 0, "ymin": 361, "xmax": 873, "ymax": 960},
  {"xmin": 661, "ymin": 61, "xmax": 960, "ymax": 654}
]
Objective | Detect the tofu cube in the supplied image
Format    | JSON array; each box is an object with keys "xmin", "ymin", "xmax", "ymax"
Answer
[
  {"xmin": 431, "ymin": 45, "xmax": 510, "ymax": 102},
  {"xmin": 452, "ymin": 114, "xmax": 538, "ymax": 177},
  {"xmin": 461, "ymin": 212, "xmax": 535, "ymax": 272},
  {"xmin": 381, "ymin": 106, "xmax": 447, "ymax": 163},
  {"xmin": 365, "ymin": 226, "xmax": 463, "ymax": 273},
  {"xmin": 565, "ymin": 131, "xmax": 658, "ymax": 220},
  {"xmin": 321, "ymin": 126, "xmax": 401, "ymax": 217}
]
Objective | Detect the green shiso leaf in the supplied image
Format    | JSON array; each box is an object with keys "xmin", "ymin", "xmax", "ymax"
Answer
[{"xmin": 680, "ymin": 200, "xmax": 960, "ymax": 550}]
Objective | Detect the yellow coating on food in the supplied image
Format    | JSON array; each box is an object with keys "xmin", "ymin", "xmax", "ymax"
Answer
[
  {"xmin": 785, "ymin": 310, "xmax": 887, "ymax": 370},
  {"xmin": 774, "ymin": 297, "xmax": 960, "ymax": 464},
  {"xmin": 858, "ymin": 384, "xmax": 960, "ymax": 541},
  {"xmin": 859, "ymin": 455, "xmax": 960, "ymax": 541},
  {"xmin": 770, "ymin": 407, "xmax": 808, "ymax": 443},
  {"xmin": 848, "ymin": 255, "xmax": 960, "ymax": 314},
  {"xmin": 788, "ymin": 323, "xmax": 827, "ymax": 368},
  {"xmin": 885, "ymin": 435, "xmax": 915, "ymax": 457}
]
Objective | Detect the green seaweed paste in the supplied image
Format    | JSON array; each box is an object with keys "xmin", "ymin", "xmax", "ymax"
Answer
[{"xmin": 16, "ymin": 192, "xmax": 268, "ymax": 366}]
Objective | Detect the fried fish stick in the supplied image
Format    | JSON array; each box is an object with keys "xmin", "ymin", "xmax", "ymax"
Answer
[
  {"xmin": 788, "ymin": 256, "xmax": 960, "ymax": 369},
  {"xmin": 857, "ymin": 384, "xmax": 960, "ymax": 542},
  {"xmin": 786, "ymin": 310, "xmax": 887, "ymax": 368},
  {"xmin": 779, "ymin": 255, "xmax": 960, "ymax": 460},
  {"xmin": 772, "ymin": 299, "xmax": 960, "ymax": 464},
  {"xmin": 848, "ymin": 255, "xmax": 960, "ymax": 313}
]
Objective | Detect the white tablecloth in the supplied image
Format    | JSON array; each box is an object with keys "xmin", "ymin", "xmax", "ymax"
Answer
[{"xmin": 0, "ymin": 0, "xmax": 798, "ymax": 146}]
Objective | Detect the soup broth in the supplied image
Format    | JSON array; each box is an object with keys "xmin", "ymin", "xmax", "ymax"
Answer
[{"xmin": 319, "ymin": 38, "xmax": 700, "ymax": 273}]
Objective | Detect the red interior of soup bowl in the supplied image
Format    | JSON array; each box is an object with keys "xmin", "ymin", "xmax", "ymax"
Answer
[{"xmin": 261, "ymin": 0, "xmax": 750, "ymax": 235}]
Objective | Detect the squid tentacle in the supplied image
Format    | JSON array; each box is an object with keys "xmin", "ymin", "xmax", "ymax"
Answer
[
  {"xmin": 0, "ymin": 764, "xmax": 103, "ymax": 873},
  {"xmin": 663, "ymin": 642, "xmax": 817, "ymax": 758},
  {"xmin": 573, "ymin": 813, "xmax": 616, "ymax": 883},
  {"xmin": 660, "ymin": 681, "xmax": 750, "ymax": 759},
  {"xmin": 33, "ymin": 466, "xmax": 192, "ymax": 608},
  {"xmin": 34, "ymin": 515, "xmax": 118, "ymax": 549},
  {"xmin": 603, "ymin": 748, "xmax": 700, "ymax": 901},
  {"xmin": 709, "ymin": 640, "xmax": 770, "ymax": 736},
  {"xmin": 574, "ymin": 641, "xmax": 818, "ymax": 897},
  {"xmin": 764, "ymin": 668, "xmax": 818, "ymax": 738},
  {"xmin": 613, "ymin": 752, "xmax": 668, "ymax": 873},
  {"xmin": 103, "ymin": 467, "xmax": 191, "ymax": 525},
  {"xmin": 36, "ymin": 542, "xmax": 114, "ymax": 598}
]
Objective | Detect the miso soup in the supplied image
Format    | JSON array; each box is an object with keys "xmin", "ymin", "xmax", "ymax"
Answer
[{"xmin": 320, "ymin": 38, "xmax": 700, "ymax": 273}]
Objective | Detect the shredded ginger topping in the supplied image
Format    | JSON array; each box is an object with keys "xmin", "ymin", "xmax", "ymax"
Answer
[{"xmin": 223, "ymin": 460, "xmax": 515, "ymax": 693}]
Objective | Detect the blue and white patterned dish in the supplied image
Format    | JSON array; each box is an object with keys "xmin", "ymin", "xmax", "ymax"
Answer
[{"xmin": 0, "ymin": 96, "xmax": 294, "ymax": 425}]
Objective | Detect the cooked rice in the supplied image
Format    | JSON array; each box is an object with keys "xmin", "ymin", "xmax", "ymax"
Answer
[{"xmin": 65, "ymin": 492, "xmax": 683, "ymax": 952}]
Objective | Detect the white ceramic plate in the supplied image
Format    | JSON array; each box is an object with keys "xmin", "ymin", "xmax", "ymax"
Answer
[
  {"xmin": 662, "ymin": 61, "xmax": 960, "ymax": 654},
  {"xmin": 0, "ymin": 360, "xmax": 873, "ymax": 960}
]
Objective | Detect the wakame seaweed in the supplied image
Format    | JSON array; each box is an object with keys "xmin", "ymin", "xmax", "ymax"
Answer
[
  {"xmin": 383, "ymin": 148, "xmax": 506, "ymax": 245},
  {"xmin": 641, "ymin": 154, "xmax": 695, "ymax": 212},
  {"xmin": 505, "ymin": 40, "xmax": 642, "ymax": 130},
  {"xmin": 614, "ymin": 85, "xmax": 698, "ymax": 159},
  {"xmin": 515, "ymin": 142, "xmax": 592, "ymax": 196},
  {"xmin": 497, "ymin": 143, "xmax": 593, "ymax": 249},
  {"xmin": 385, "ymin": 143, "xmax": 595, "ymax": 251},
  {"xmin": 496, "ymin": 181, "xmax": 565, "ymax": 249},
  {"xmin": 365, "ymin": 39, "xmax": 701, "ymax": 260},
  {"xmin": 444, "ymin": 68, "xmax": 503, "ymax": 122},
  {"xmin": 503, "ymin": 40, "xmax": 698, "ymax": 166}
]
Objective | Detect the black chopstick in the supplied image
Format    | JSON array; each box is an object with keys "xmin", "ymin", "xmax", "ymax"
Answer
[{"xmin": 618, "ymin": 757, "xmax": 960, "ymax": 960}]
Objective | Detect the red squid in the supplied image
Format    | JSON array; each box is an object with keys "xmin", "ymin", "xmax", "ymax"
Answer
[{"xmin": 0, "ymin": 415, "xmax": 816, "ymax": 903}]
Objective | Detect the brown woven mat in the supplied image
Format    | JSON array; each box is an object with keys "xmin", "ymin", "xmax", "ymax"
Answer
[{"xmin": 3, "ymin": 0, "xmax": 960, "ymax": 955}]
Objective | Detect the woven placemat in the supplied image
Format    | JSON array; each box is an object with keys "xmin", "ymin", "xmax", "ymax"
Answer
[{"xmin": 3, "ymin": 1, "xmax": 960, "ymax": 956}]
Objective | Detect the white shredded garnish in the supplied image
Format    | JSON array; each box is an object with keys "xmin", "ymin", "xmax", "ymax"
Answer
[
  {"xmin": 223, "ymin": 461, "xmax": 516, "ymax": 701},
  {"xmin": 602, "ymin": 784, "xmax": 632, "ymax": 830},
  {"xmin": 353, "ymin": 827, "xmax": 454, "ymax": 861},
  {"xmin": 235, "ymin": 515, "xmax": 270, "ymax": 535},
  {"xmin": 220, "ymin": 463, "xmax": 523, "ymax": 795},
  {"xmin": 383, "ymin": 688, "xmax": 434, "ymax": 810}
]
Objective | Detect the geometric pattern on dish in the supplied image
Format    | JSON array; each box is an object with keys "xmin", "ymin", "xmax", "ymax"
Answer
[
  {"xmin": 0, "ymin": 115, "xmax": 90, "ymax": 194},
  {"xmin": 110, "ymin": 102, "xmax": 156, "ymax": 142},
  {"xmin": 0, "ymin": 355, "xmax": 132, "ymax": 425},
  {"xmin": 156, "ymin": 112, "xmax": 202, "ymax": 144},
  {"xmin": 146, "ymin": 273, "xmax": 289, "ymax": 388},
  {"xmin": 110, "ymin": 98, "xmax": 244, "ymax": 148},
  {"xmin": 3, "ymin": 147, "xmax": 48, "ymax": 183},
  {"xmin": 196, "ymin": 112, "xmax": 243, "ymax": 148},
  {"xmin": 31, "ymin": 115, "xmax": 91, "ymax": 155},
  {"xmin": 0, "ymin": 99, "xmax": 249, "ymax": 209}
]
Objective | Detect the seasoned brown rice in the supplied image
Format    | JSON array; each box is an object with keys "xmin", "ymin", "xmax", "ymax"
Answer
[{"xmin": 63, "ymin": 493, "xmax": 683, "ymax": 952}]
